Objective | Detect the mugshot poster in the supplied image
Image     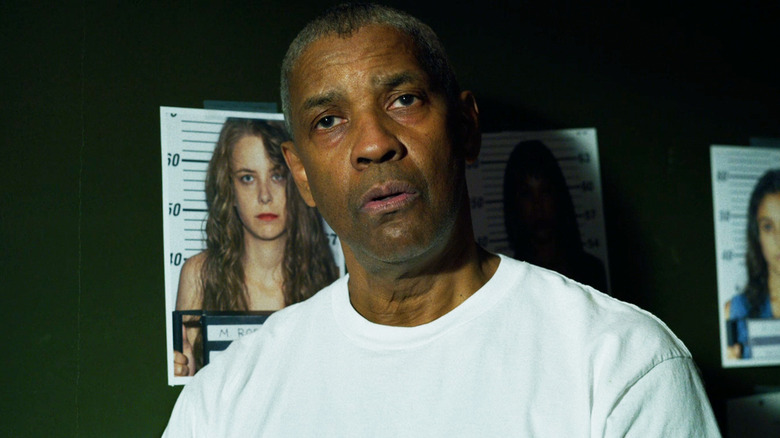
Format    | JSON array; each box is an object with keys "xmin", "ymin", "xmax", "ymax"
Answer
[
  {"xmin": 466, "ymin": 128, "xmax": 610, "ymax": 293},
  {"xmin": 712, "ymin": 145, "xmax": 780, "ymax": 367},
  {"xmin": 160, "ymin": 107, "xmax": 346, "ymax": 385}
]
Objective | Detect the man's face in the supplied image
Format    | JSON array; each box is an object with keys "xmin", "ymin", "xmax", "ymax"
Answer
[{"xmin": 283, "ymin": 24, "xmax": 477, "ymax": 267}]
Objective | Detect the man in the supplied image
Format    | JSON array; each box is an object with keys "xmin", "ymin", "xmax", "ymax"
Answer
[{"xmin": 163, "ymin": 4, "xmax": 720, "ymax": 436}]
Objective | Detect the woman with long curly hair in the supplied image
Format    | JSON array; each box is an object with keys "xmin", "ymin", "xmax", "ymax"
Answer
[
  {"xmin": 503, "ymin": 140, "xmax": 607, "ymax": 292},
  {"xmin": 725, "ymin": 168, "xmax": 780, "ymax": 359},
  {"xmin": 173, "ymin": 118, "xmax": 339, "ymax": 376}
]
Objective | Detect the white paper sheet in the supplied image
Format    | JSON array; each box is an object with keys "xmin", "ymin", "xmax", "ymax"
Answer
[
  {"xmin": 712, "ymin": 145, "xmax": 780, "ymax": 367},
  {"xmin": 466, "ymin": 128, "xmax": 610, "ymax": 293},
  {"xmin": 160, "ymin": 107, "xmax": 344, "ymax": 385}
]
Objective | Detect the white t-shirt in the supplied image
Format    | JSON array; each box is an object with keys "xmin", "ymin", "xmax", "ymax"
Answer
[{"xmin": 163, "ymin": 255, "xmax": 720, "ymax": 437}]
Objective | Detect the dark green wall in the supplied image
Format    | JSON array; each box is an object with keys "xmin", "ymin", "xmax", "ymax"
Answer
[{"xmin": 2, "ymin": 1, "xmax": 777, "ymax": 435}]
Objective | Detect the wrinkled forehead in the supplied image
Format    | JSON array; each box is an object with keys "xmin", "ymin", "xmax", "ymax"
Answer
[{"xmin": 285, "ymin": 25, "xmax": 437, "ymax": 131}]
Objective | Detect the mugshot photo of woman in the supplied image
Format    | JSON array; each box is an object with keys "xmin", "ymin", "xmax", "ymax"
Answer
[
  {"xmin": 173, "ymin": 118, "xmax": 339, "ymax": 376},
  {"xmin": 725, "ymin": 168, "xmax": 780, "ymax": 359},
  {"xmin": 503, "ymin": 140, "xmax": 608, "ymax": 292}
]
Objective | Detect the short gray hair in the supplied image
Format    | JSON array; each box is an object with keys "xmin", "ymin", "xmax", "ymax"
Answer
[{"xmin": 280, "ymin": 3, "xmax": 460, "ymax": 137}]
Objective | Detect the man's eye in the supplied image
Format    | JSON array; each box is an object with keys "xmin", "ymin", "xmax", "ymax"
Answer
[
  {"xmin": 390, "ymin": 94, "xmax": 418, "ymax": 108},
  {"xmin": 316, "ymin": 115, "xmax": 343, "ymax": 129}
]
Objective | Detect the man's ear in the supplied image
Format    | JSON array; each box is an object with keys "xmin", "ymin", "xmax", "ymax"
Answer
[
  {"xmin": 282, "ymin": 141, "xmax": 316, "ymax": 207},
  {"xmin": 458, "ymin": 90, "xmax": 481, "ymax": 164}
]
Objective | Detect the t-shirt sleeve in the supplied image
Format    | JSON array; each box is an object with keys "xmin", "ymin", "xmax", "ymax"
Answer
[{"xmin": 604, "ymin": 357, "xmax": 721, "ymax": 437}]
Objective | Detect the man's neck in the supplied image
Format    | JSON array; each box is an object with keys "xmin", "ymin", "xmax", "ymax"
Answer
[{"xmin": 345, "ymin": 242, "xmax": 500, "ymax": 327}]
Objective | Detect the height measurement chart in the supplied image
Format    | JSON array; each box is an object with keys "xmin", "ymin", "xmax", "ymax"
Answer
[
  {"xmin": 160, "ymin": 107, "xmax": 344, "ymax": 385},
  {"xmin": 712, "ymin": 145, "xmax": 780, "ymax": 367},
  {"xmin": 466, "ymin": 128, "xmax": 610, "ymax": 293}
]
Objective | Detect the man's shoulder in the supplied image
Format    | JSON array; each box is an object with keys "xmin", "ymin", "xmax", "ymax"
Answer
[
  {"xmin": 499, "ymin": 255, "xmax": 691, "ymax": 359},
  {"xmin": 266, "ymin": 274, "xmax": 345, "ymax": 327},
  {"xmin": 233, "ymin": 274, "xmax": 345, "ymax": 351},
  {"xmin": 178, "ymin": 276, "xmax": 346, "ymax": 397}
]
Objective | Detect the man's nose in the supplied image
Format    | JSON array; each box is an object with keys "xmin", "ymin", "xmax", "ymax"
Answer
[{"xmin": 350, "ymin": 110, "xmax": 406, "ymax": 170}]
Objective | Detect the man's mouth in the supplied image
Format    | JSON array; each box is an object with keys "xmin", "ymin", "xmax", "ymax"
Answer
[{"xmin": 360, "ymin": 181, "xmax": 419, "ymax": 214}]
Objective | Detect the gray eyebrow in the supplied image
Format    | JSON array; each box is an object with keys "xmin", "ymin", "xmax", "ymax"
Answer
[
  {"xmin": 375, "ymin": 71, "xmax": 421, "ymax": 88},
  {"xmin": 299, "ymin": 71, "xmax": 423, "ymax": 113},
  {"xmin": 302, "ymin": 91, "xmax": 341, "ymax": 112}
]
